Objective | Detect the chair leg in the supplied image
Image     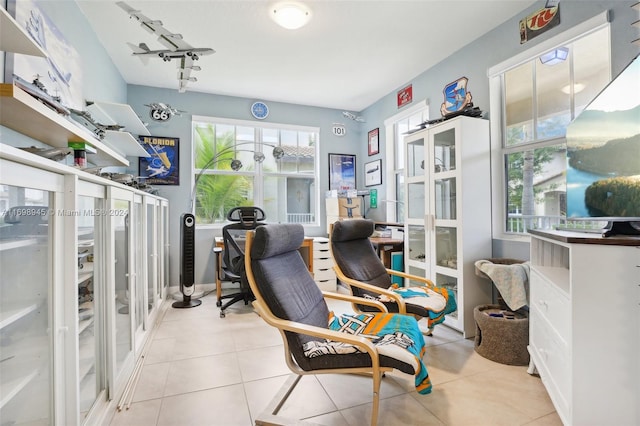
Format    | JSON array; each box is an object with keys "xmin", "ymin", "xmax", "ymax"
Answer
[{"xmin": 370, "ymin": 371, "xmax": 382, "ymax": 426}]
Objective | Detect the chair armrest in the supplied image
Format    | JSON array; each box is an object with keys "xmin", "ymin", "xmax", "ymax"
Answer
[
  {"xmin": 321, "ymin": 291, "xmax": 388, "ymax": 313},
  {"xmin": 386, "ymin": 268, "xmax": 436, "ymax": 289},
  {"xmin": 251, "ymin": 299, "xmax": 380, "ymax": 368},
  {"xmin": 333, "ymin": 267, "xmax": 407, "ymax": 313}
]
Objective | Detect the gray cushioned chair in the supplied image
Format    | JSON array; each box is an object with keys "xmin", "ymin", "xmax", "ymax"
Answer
[
  {"xmin": 245, "ymin": 223, "xmax": 417, "ymax": 426},
  {"xmin": 330, "ymin": 219, "xmax": 443, "ymax": 333}
]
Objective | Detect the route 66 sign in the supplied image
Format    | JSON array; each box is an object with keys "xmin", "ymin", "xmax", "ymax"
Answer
[
  {"xmin": 146, "ymin": 103, "xmax": 184, "ymax": 122},
  {"xmin": 332, "ymin": 123, "xmax": 347, "ymax": 137}
]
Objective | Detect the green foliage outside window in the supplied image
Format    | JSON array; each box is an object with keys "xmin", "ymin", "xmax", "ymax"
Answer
[{"xmin": 193, "ymin": 124, "xmax": 253, "ymax": 224}]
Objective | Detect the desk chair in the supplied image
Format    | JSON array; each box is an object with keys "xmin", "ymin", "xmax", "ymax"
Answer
[
  {"xmin": 215, "ymin": 206, "xmax": 266, "ymax": 318},
  {"xmin": 245, "ymin": 223, "xmax": 432, "ymax": 426},
  {"xmin": 330, "ymin": 219, "xmax": 456, "ymax": 334}
]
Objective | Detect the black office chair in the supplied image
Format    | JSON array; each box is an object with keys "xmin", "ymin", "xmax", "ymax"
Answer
[{"xmin": 215, "ymin": 206, "xmax": 266, "ymax": 318}]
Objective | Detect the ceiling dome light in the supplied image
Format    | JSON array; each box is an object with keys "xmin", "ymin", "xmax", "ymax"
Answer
[
  {"xmin": 561, "ymin": 83, "xmax": 585, "ymax": 94},
  {"xmin": 270, "ymin": 2, "xmax": 311, "ymax": 30}
]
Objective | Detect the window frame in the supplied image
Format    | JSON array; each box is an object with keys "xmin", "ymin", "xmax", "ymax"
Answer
[
  {"xmin": 383, "ymin": 100, "xmax": 429, "ymax": 223},
  {"xmin": 488, "ymin": 11, "xmax": 611, "ymax": 241},
  {"xmin": 191, "ymin": 115, "xmax": 320, "ymax": 228}
]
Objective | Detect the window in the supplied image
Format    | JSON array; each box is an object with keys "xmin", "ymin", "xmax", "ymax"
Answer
[
  {"xmin": 384, "ymin": 101, "xmax": 428, "ymax": 223},
  {"xmin": 192, "ymin": 117, "xmax": 318, "ymax": 225},
  {"xmin": 490, "ymin": 18, "xmax": 610, "ymax": 235}
]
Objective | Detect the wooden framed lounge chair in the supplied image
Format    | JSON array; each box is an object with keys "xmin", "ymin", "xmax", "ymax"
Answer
[
  {"xmin": 245, "ymin": 223, "xmax": 431, "ymax": 426},
  {"xmin": 330, "ymin": 219, "xmax": 456, "ymax": 335}
]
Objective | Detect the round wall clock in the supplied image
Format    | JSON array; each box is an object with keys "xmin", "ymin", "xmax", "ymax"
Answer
[{"xmin": 251, "ymin": 101, "xmax": 269, "ymax": 119}]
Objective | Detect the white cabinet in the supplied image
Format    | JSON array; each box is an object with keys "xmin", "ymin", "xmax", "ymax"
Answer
[
  {"xmin": 528, "ymin": 230, "xmax": 640, "ymax": 426},
  {"xmin": 313, "ymin": 237, "xmax": 337, "ymax": 291},
  {"xmin": 403, "ymin": 116, "xmax": 492, "ymax": 337},
  {"xmin": 0, "ymin": 167, "xmax": 58, "ymax": 425},
  {"xmin": 0, "ymin": 145, "xmax": 169, "ymax": 425}
]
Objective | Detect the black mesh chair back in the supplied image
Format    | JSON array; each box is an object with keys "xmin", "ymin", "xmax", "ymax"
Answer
[{"xmin": 218, "ymin": 206, "xmax": 266, "ymax": 317}]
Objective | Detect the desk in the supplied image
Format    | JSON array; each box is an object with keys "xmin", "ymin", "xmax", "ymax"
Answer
[
  {"xmin": 369, "ymin": 237, "xmax": 403, "ymax": 269},
  {"xmin": 214, "ymin": 236, "xmax": 313, "ymax": 303}
]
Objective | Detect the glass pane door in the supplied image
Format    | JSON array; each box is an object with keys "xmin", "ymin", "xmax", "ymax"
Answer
[
  {"xmin": 112, "ymin": 198, "xmax": 132, "ymax": 377},
  {"xmin": 0, "ymin": 186, "xmax": 52, "ymax": 424},
  {"xmin": 134, "ymin": 199, "xmax": 144, "ymax": 344},
  {"xmin": 433, "ymin": 128, "xmax": 456, "ymax": 172},
  {"xmin": 406, "ymin": 182, "xmax": 425, "ymax": 219},
  {"xmin": 146, "ymin": 201, "xmax": 157, "ymax": 316},
  {"xmin": 77, "ymin": 195, "xmax": 106, "ymax": 420},
  {"xmin": 162, "ymin": 202, "xmax": 169, "ymax": 295},
  {"xmin": 434, "ymin": 178, "xmax": 457, "ymax": 220}
]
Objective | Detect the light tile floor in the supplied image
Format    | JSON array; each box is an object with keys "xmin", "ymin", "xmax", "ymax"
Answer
[{"xmin": 108, "ymin": 290, "xmax": 562, "ymax": 426}]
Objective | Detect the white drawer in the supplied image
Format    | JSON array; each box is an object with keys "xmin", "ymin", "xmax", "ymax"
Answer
[
  {"xmin": 313, "ymin": 257, "xmax": 334, "ymax": 270},
  {"xmin": 313, "ymin": 238, "xmax": 330, "ymax": 250},
  {"xmin": 315, "ymin": 279, "xmax": 337, "ymax": 292},
  {"xmin": 314, "ymin": 268, "xmax": 336, "ymax": 281},
  {"xmin": 313, "ymin": 249, "xmax": 331, "ymax": 260},
  {"xmin": 530, "ymin": 307, "xmax": 570, "ymax": 415},
  {"xmin": 530, "ymin": 270, "xmax": 570, "ymax": 342}
]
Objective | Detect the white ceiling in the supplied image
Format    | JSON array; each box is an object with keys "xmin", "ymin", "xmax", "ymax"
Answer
[{"xmin": 77, "ymin": 0, "xmax": 537, "ymax": 111}]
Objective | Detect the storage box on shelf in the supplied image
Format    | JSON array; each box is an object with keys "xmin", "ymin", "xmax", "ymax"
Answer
[
  {"xmin": 528, "ymin": 229, "xmax": 640, "ymax": 426},
  {"xmin": 325, "ymin": 190, "xmax": 368, "ymax": 233}
]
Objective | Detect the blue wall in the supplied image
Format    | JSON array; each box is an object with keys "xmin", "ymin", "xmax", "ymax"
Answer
[
  {"xmin": 126, "ymin": 85, "xmax": 363, "ymax": 284},
  {"xmin": 4, "ymin": 0, "xmax": 638, "ymax": 284}
]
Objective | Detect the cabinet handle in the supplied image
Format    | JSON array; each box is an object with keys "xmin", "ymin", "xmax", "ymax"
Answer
[{"xmin": 540, "ymin": 348, "xmax": 548, "ymax": 361}]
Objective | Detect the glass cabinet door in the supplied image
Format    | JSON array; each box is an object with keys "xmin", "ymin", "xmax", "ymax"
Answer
[
  {"xmin": 0, "ymin": 184, "xmax": 54, "ymax": 424},
  {"xmin": 406, "ymin": 182, "xmax": 425, "ymax": 220},
  {"xmin": 133, "ymin": 197, "xmax": 144, "ymax": 346},
  {"xmin": 146, "ymin": 199, "xmax": 158, "ymax": 318},
  {"xmin": 433, "ymin": 128, "xmax": 456, "ymax": 173},
  {"xmin": 77, "ymin": 192, "xmax": 107, "ymax": 421},
  {"xmin": 434, "ymin": 178, "xmax": 457, "ymax": 220},
  {"xmin": 108, "ymin": 189, "xmax": 134, "ymax": 387},
  {"xmin": 406, "ymin": 135, "xmax": 425, "ymax": 178},
  {"xmin": 161, "ymin": 201, "xmax": 170, "ymax": 297},
  {"xmin": 407, "ymin": 225, "xmax": 426, "ymax": 264}
]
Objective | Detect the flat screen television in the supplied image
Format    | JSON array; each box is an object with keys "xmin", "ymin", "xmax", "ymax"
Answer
[{"xmin": 565, "ymin": 53, "xmax": 640, "ymax": 237}]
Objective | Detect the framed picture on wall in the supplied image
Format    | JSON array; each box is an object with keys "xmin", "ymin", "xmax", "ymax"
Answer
[
  {"xmin": 329, "ymin": 153, "xmax": 356, "ymax": 190},
  {"xmin": 368, "ymin": 128, "xmax": 380, "ymax": 156},
  {"xmin": 138, "ymin": 135, "xmax": 180, "ymax": 185},
  {"xmin": 365, "ymin": 159, "xmax": 382, "ymax": 187}
]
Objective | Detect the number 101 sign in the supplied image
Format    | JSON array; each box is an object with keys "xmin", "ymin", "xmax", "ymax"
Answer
[{"xmin": 332, "ymin": 123, "xmax": 347, "ymax": 137}]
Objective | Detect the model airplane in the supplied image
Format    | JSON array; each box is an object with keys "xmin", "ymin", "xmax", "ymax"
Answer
[
  {"xmin": 69, "ymin": 108, "xmax": 125, "ymax": 140},
  {"xmin": 117, "ymin": 1, "xmax": 215, "ymax": 93},
  {"xmin": 342, "ymin": 111, "xmax": 365, "ymax": 122}
]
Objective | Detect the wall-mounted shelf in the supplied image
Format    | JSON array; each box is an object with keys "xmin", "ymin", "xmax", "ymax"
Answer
[
  {"xmin": 0, "ymin": 7, "xmax": 47, "ymax": 57},
  {"xmin": 85, "ymin": 101, "xmax": 151, "ymax": 158},
  {"xmin": 86, "ymin": 101, "xmax": 150, "ymax": 136},
  {"xmin": 102, "ymin": 131, "xmax": 150, "ymax": 158},
  {"xmin": 0, "ymin": 83, "xmax": 128, "ymax": 167}
]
